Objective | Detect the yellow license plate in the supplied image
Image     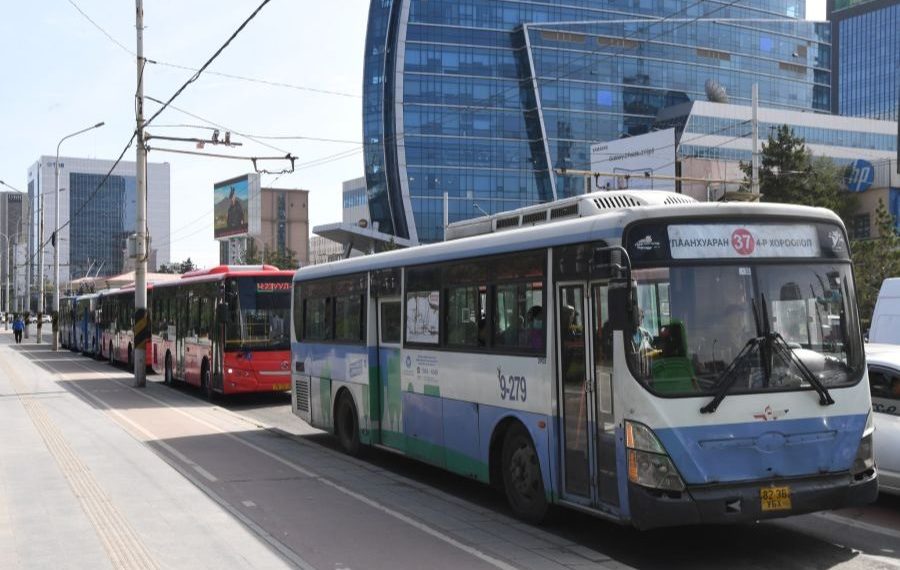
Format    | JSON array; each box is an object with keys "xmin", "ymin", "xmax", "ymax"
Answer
[
  {"xmin": 271, "ymin": 383, "xmax": 290, "ymax": 392},
  {"xmin": 760, "ymin": 486, "xmax": 792, "ymax": 511}
]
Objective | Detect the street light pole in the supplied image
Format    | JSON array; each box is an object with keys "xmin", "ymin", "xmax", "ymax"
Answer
[
  {"xmin": 53, "ymin": 122, "xmax": 105, "ymax": 350},
  {"xmin": 133, "ymin": 0, "xmax": 148, "ymax": 387}
]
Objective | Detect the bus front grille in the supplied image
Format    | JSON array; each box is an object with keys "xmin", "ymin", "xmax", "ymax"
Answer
[{"xmin": 295, "ymin": 377, "xmax": 310, "ymax": 413}]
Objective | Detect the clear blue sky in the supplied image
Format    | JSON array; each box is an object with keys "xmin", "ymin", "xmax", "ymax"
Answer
[{"xmin": 0, "ymin": 1, "xmax": 825, "ymax": 267}]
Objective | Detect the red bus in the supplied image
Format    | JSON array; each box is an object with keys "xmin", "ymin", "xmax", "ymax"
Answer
[
  {"xmin": 98, "ymin": 286, "xmax": 137, "ymax": 365},
  {"xmin": 150, "ymin": 265, "xmax": 294, "ymax": 398}
]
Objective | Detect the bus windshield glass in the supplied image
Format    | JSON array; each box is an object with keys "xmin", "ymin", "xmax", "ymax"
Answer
[
  {"xmin": 228, "ymin": 276, "xmax": 292, "ymax": 351},
  {"xmin": 627, "ymin": 262, "xmax": 863, "ymax": 396}
]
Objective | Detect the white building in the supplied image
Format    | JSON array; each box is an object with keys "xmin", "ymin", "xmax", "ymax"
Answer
[{"xmin": 25, "ymin": 156, "xmax": 170, "ymax": 306}]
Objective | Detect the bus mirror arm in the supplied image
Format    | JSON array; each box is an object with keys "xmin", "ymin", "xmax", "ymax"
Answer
[{"xmin": 216, "ymin": 303, "xmax": 230, "ymax": 323}]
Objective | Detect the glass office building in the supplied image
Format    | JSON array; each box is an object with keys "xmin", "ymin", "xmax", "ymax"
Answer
[
  {"xmin": 829, "ymin": 0, "xmax": 900, "ymax": 121},
  {"xmin": 363, "ymin": 0, "xmax": 833, "ymax": 242}
]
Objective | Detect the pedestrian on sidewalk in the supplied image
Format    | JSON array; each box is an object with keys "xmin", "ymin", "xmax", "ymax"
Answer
[{"xmin": 12, "ymin": 314, "xmax": 24, "ymax": 344}]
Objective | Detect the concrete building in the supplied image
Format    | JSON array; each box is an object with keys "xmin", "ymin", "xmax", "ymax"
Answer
[
  {"xmin": 219, "ymin": 187, "xmax": 309, "ymax": 267},
  {"xmin": 0, "ymin": 191, "xmax": 25, "ymax": 312},
  {"xmin": 343, "ymin": 176, "xmax": 370, "ymax": 226},
  {"xmin": 829, "ymin": 0, "xmax": 900, "ymax": 121},
  {"xmin": 654, "ymin": 100, "xmax": 898, "ymax": 237},
  {"xmin": 25, "ymin": 156, "xmax": 170, "ymax": 309},
  {"xmin": 308, "ymin": 235, "xmax": 345, "ymax": 265},
  {"xmin": 362, "ymin": 0, "xmax": 834, "ymax": 243}
]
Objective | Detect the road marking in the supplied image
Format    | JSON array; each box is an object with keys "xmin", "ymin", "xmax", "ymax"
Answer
[
  {"xmin": 0, "ymin": 353, "xmax": 159, "ymax": 570},
  {"xmin": 242, "ymin": 501, "xmax": 257, "ymax": 508},
  {"xmin": 813, "ymin": 511, "xmax": 900, "ymax": 541},
  {"xmin": 57, "ymin": 357, "xmax": 522, "ymax": 570}
]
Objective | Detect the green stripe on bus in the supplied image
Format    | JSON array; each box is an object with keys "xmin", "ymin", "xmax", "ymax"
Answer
[{"xmin": 423, "ymin": 384, "xmax": 440, "ymax": 397}]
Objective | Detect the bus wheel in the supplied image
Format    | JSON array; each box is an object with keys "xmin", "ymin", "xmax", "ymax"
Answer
[
  {"xmin": 335, "ymin": 393, "xmax": 360, "ymax": 456},
  {"xmin": 164, "ymin": 353, "xmax": 174, "ymax": 386},
  {"xmin": 202, "ymin": 363, "xmax": 215, "ymax": 402},
  {"xmin": 501, "ymin": 423, "xmax": 548, "ymax": 524}
]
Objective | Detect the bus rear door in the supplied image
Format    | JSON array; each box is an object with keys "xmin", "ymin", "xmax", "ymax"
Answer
[{"xmin": 376, "ymin": 297, "xmax": 403, "ymax": 451}]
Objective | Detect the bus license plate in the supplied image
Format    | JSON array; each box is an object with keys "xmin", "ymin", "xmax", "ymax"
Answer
[
  {"xmin": 760, "ymin": 486, "xmax": 791, "ymax": 511},
  {"xmin": 272, "ymin": 383, "xmax": 290, "ymax": 392}
]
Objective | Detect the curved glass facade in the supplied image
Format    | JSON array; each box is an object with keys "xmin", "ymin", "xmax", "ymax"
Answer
[{"xmin": 363, "ymin": 0, "xmax": 832, "ymax": 242}]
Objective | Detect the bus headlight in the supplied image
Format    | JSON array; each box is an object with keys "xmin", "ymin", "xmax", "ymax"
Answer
[
  {"xmin": 851, "ymin": 413, "xmax": 875, "ymax": 477},
  {"xmin": 625, "ymin": 420, "xmax": 686, "ymax": 492}
]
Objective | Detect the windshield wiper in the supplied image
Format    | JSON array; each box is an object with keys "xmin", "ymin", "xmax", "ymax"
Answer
[
  {"xmin": 768, "ymin": 331, "xmax": 835, "ymax": 406},
  {"xmin": 700, "ymin": 336, "xmax": 761, "ymax": 414},
  {"xmin": 701, "ymin": 296, "xmax": 770, "ymax": 414}
]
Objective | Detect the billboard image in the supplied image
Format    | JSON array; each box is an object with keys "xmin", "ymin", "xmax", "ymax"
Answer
[
  {"xmin": 590, "ymin": 128, "xmax": 676, "ymax": 191},
  {"xmin": 214, "ymin": 174, "xmax": 259, "ymax": 239}
]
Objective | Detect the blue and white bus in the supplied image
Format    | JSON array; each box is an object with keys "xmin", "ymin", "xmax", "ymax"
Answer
[
  {"xmin": 290, "ymin": 191, "xmax": 877, "ymax": 528},
  {"xmin": 74, "ymin": 293, "xmax": 100, "ymax": 356}
]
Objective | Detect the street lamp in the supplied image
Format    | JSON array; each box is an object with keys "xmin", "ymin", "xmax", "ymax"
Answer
[{"xmin": 51, "ymin": 121, "xmax": 105, "ymax": 349}]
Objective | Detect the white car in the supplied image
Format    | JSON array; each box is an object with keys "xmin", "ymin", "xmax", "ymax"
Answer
[
  {"xmin": 865, "ymin": 343, "xmax": 900, "ymax": 495},
  {"xmin": 41, "ymin": 314, "xmax": 51, "ymax": 324}
]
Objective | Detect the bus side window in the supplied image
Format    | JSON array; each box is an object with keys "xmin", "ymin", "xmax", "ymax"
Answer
[{"xmin": 446, "ymin": 285, "xmax": 481, "ymax": 347}]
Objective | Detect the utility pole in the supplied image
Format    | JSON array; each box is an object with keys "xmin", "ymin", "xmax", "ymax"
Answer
[
  {"xmin": 133, "ymin": 0, "xmax": 149, "ymax": 387},
  {"xmin": 36, "ymin": 180, "xmax": 44, "ymax": 343},
  {"xmin": 751, "ymin": 83, "xmax": 760, "ymax": 196}
]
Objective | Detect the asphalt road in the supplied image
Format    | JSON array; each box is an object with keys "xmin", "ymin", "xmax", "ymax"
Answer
[{"xmin": 11, "ymin": 341, "xmax": 900, "ymax": 570}]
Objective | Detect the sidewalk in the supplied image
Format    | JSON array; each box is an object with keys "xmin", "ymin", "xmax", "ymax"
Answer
[{"xmin": 0, "ymin": 329, "xmax": 294, "ymax": 569}]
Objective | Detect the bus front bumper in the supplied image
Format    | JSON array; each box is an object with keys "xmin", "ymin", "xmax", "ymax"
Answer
[{"xmin": 628, "ymin": 470, "xmax": 878, "ymax": 530}]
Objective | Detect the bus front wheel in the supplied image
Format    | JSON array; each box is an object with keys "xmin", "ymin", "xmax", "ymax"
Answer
[
  {"xmin": 335, "ymin": 393, "xmax": 361, "ymax": 456},
  {"xmin": 501, "ymin": 423, "xmax": 548, "ymax": 524}
]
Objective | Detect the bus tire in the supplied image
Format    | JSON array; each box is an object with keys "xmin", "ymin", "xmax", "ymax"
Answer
[
  {"xmin": 164, "ymin": 353, "xmax": 174, "ymax": 386},
  {"xmin": 335, "ymin": 393, "xmax": 361, "ymax": 456},
  {"xmin": 202, "ymin": 361, "xmax": 215, "ymax": 402},
  {"xmin": 501, "ymin": 422, "xmax": 548, "ymax": 524}
]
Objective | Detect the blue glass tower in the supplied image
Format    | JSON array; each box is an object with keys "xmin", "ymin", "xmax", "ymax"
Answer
[
  {"xmin": 829, "ymin": 0, "xmax": 900, "ymax": 121},
  {"xmin": 363, "ymin": 0, "xmax": 832, "ymax": 243}
]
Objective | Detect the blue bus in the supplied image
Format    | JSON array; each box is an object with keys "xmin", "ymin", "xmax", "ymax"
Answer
[{"xmin": 290, "ymin": 190, "xmax": 875, "ymax": 527}]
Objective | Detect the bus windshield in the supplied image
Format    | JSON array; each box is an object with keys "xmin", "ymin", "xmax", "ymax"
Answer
[
  {"xmin": 628, "ymin": 262, "xmax": 863, "ymax": 396},
  {"xmin": 228, "ymin": 276, "xmax": 291, "ymax": 351}
]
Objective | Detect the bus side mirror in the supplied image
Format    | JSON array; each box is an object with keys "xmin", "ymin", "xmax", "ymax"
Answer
[
  {"xmin": 216, "ymin": 303, "xmax": 230, "ymax": 323},
  {"xmin": 608, "ymin": 279, "xmax": 640, "ymax": 331}
]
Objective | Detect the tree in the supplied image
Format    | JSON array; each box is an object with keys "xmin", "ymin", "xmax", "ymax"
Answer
[
  {"xmin": 740, "ymin": 125, "xmax": 857, "ymax": 224},
  {"xmin": 157, "ymin": 258, "xmax": 196, "ymax": 274},
  {"xmin": 244, "ymin": 238, "xmax": 298, "ymax": 270},
  {"xmin": 851, "ymin": 199, "xmax": 900, "ymax": 330}
]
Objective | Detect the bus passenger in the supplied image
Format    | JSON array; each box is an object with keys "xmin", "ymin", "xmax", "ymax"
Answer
[{"xmin": 524, "ymin": 305, "xmax": 544, "ymax": 351}]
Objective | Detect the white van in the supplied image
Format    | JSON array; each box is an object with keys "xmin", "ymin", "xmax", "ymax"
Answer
[{"xmin": 870, "ymin": 278, "xmax": 900, "ymax": 344}]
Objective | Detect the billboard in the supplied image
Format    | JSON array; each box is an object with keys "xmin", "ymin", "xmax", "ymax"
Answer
[
  {"xmin": 590, "ymin": 128, "xmax": 676, "ymax": 191},
  {"xmin": 214, "ymin": 174, "xmax": 261, "ymax": 239}
]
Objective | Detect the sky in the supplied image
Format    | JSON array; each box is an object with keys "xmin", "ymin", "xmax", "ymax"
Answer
[{"xmin": 0, "ymin": 1, "xmax": 827, "ymax": 268}]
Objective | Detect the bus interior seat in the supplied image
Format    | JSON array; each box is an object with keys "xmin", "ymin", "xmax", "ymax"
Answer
[{"xmin": 651, "ymin": 321, "xmax": 695, "ymax": 394}]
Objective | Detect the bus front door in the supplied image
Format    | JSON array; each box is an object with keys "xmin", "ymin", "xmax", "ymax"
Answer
[{"xmin": 557, "ymin": 283, "xmax": 618, "ymax": 508}]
